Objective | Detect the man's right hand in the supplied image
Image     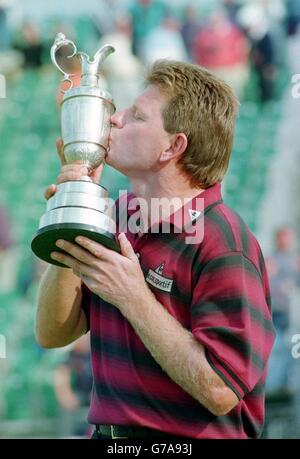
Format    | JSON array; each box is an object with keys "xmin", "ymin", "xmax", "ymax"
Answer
[{"xmin": 44, "ymin": 138, "xmax": 104, "ymax": 200}]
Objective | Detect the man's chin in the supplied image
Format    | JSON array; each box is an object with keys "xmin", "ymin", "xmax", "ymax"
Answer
[
  {"xmin": 105, "ymin": 157, "xmax": 127, "ymax": 175},
  {"xmin": 104, "ymin": 153, "xmax": 113, "ymax": 166},
  {"xmin": 105, "ymin": 154, "xmax": 119, "ymax": 171}
]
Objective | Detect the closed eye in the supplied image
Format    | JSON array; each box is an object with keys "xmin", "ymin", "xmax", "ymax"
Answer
[
  {"xmin": 134, "ymin": 113, "xmax": 145, "ymax": 121},
  {"xmin": 132, "ymin": 105, "xmax": 147, "ymax": 121}
]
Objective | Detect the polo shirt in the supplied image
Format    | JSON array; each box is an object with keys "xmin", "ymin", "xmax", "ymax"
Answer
[{"xmin": 81, "ymin": 182, "xmax": 275, "ymax": 439}]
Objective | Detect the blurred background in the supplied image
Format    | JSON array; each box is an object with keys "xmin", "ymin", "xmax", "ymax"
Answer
[{"xmin": 1, "ymin": 0, "xmax": 300, "ymax": 439}]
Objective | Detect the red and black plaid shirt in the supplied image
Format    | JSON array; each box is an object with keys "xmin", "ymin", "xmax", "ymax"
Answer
[{"xmin": 82, "ymin": 182, "xmax": 275, "ymax": 438}]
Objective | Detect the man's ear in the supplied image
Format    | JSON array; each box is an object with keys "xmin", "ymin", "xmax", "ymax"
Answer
[{"xmin": 160, "ymin": 133, "xmax": 188, "ymax": 163}]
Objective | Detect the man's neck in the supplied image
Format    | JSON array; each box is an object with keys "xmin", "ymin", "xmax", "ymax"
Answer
[{"xmin": 129, "ymin": 169, "xmax": 204, "ymax": 229}]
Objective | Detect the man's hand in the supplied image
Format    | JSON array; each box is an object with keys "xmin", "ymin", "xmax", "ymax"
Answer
[
  {"xmin": 50, "ymin": 233, "xmax": 239, "ymax": 416},
  {"xmin": 50, "ymin": 233, "xmax": 150, "ymax": 310},
  {"xmin": 44, "ymin": 138, "xmax": 104, "ymax": 201}
]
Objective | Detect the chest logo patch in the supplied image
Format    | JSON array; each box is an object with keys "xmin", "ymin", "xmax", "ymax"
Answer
[
  {"xmin": 188, "ymin": 209, "xmax": 202, "ymax": 224},
  {"xmin": 146, "ymin": 262, "xmax": 173, "ymax": 293}
]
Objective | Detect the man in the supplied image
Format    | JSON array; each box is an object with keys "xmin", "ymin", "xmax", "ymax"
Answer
[
  {"xmin": 266, "ymin": 227, "xmax": 300, "ymax": 334},
  {"xmin": 265, "ymin": 227, "xmax": 300, "ymax": 394},
  {"xmin": 36, "ymin": 60, "xmax": 275, "ymax": 439}
]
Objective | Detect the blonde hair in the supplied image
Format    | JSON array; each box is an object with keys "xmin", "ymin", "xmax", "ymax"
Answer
[{"xmin": 146, "ymin": 60, "xmax": 239, "ymax": 188}]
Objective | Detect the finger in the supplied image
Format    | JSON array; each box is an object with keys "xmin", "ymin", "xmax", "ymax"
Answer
[
  {"xmin": 50, "ymin": 251, "xmax": 93, "ymax": 278},
  {"xmin": 56, "ymin": 169, "xmax": 90, "ymax": 184},
  {"xmin": 56, "ymin": 138, "xmax": 66, "ymax": 165},
  {"xmin": 44, "ymin": 184, "xmax": 57, "ymax": 200},
  {"xmin": 75, "ymin": 236, "xmax": 112, "ymax": 261},
  {"xmin": 72, "ymin": 268, "xmax": 81, "ymax": 278},
  {"xmin": 72, "ymin": 268, "xmax": 86, "ymax": 280},
  {"xmin": 50, "ymin": 251, "xmax": 97, "ymax": 283},
  {"xmin": 60, "ymin": 164, "xmax": 90, "ymax": 175},
  {"xmin": 50, "ymin": 251, "xmax": 78, "ymax": 270},
  {"xmin": 118, "ymin": 233, "xmax": 137, "ymax": 261},
  {"xmin": 54, "ymin": 239, "xmax": 99, "ymax": 266}
]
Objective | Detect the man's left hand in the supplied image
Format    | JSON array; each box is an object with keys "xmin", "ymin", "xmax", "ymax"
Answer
[{"xmin": 50, "ymin": 233, "xmax": 149, "ymax": 310}]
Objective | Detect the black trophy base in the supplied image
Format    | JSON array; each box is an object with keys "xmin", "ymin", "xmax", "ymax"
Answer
[{"xmin": 31, "ymin": 223, "xmax": 120, "ymax": 268}]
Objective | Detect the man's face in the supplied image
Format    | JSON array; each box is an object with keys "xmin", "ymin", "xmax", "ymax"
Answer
[{"xmin": 106, "ymin": 85, "xmax": 172, "ymax": 178}]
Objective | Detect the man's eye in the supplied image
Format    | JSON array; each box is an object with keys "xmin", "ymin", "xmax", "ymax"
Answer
[{"xmin": 133, "ymin": 111, "xmax": 144, "ymax": 121}]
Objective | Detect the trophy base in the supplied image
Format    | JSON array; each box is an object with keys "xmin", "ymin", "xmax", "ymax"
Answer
[{"xmin": 31, "ymin": 222, "xmax": 120, "ymax": 268}]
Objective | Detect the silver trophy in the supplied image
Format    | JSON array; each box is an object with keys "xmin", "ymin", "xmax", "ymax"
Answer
[{"xmin": 31, "ymin": 33, "xmax": 119, "ymax": 266}]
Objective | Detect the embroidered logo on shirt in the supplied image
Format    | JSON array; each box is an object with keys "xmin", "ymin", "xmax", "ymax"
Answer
[
  {"xmin": 146, "ymin": 262, "xmax": 173, "ymax": 293},
  {"xmin": 188, "ymin": 209, "xmax": 202, "ymax": 224}
]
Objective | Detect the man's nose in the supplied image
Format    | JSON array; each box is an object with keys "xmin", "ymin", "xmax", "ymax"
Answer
[{"xmin": 110, "ymin": 111, "xmax": 124, "ymax": 128}]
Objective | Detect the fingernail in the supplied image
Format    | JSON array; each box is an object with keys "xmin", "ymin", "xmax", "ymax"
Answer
[
  {"xmin": 75, "ymin": 236, "xmax": 84, "ymax": 244},
  {"xmin": 51, "ymin": 252, "xmax": 60, "ymax": 259},
  {"xmin": 56, "ymin": 240, "xmax": 64, "ymax": 248}
]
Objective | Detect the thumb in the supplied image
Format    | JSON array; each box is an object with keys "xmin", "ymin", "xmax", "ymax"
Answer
[
  {"xmin": 44, "ymin": 183, "xmax": 57, "ymax": 200},
  {"xmin": 118, "ymin": 233, "xmax": 137, "ymax": 261}
]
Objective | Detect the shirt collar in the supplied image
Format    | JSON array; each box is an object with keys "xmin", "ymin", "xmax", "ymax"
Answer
[
  {"xmin": 126, "ymin": 182, "xmax": 223, "ymax": 233},
  {"xmin": 168, "ymin": 182, "xmax": 223, "ymax": 231}
]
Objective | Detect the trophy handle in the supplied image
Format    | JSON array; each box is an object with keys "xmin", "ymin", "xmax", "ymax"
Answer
[{"xmin": 51, "ymin": 33, "xmax": 78, "ymax": 92}]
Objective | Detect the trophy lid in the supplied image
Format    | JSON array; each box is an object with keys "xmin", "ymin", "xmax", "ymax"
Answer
[{"xmin": 51, "ymin": 32, "xmax": 115, "ymax": 90}]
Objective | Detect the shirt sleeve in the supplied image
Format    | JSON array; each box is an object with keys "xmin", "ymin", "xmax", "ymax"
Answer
[
  {"xmin": 191, "ymin": 252, "xmax": 275, "ymax": 400},
  {"xmin": 81, "ymin": 282, "xmax": 91, "ymax": 332}
]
